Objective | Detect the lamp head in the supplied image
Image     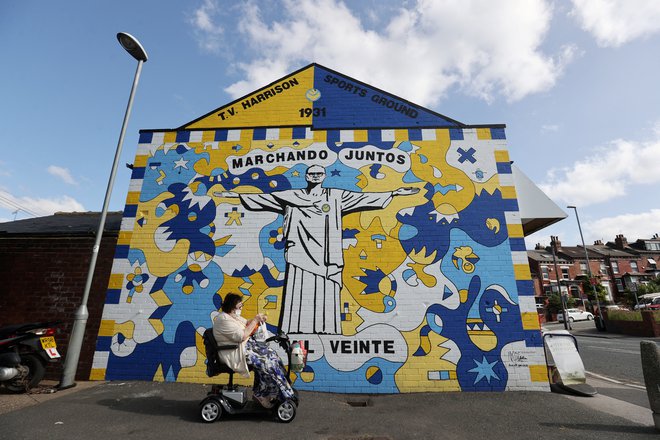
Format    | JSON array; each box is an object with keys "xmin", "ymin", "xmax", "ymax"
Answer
[
  {"xmin": 117, "ymin": 32, "xmax": 148, "ymax": 62},
  {"xmin": 567, "ymin": 205, "xmax": 576, "ymax": 209}
]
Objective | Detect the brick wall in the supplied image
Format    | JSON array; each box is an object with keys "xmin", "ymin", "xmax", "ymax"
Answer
[{"xmin": 0, "ymin": 234, "xmax": 118, "ymax": 380}]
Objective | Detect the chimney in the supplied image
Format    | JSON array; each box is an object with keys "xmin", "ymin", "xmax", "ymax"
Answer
[
  {"xmin": 550, "ymin": 236, "xmax": 561, "ymax": 252},
  {"xmin": 535, "ymin": 243, "xmax": 544, "ymax": 250},
  {"xmin": 594, "ymin": 239, "xmax": 603, "ymax": 245},
  {"xmin": 653, "ymin": 233, "xmax": 659, "ymax": 239},
  {"xmin": 614, "ymin": 234, "xmax": 628, "ymax": 249}
]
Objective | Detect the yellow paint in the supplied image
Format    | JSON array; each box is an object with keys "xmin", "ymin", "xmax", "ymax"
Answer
[
  {"xmin": 163, "ymin": 132, "xmax": 176, "ymax": 143},
  {"xmin": 148, "ymin": 319, "xmax": 164, "ymax": 335},
  {"xmin": 108, "ymin": 273, "xmax": 124, "ymax": 290},
  {"xmin": 494, "ymin": 150, "xmax": 510, "ymax": 163},
  {"xmin": 353, "ymin": 130, "xmax": 368, "ymax": 142},
  {"xmin": 89, "ymin": 368, "xmax": 106, "ymax": 380},
  {"xmin": 467, "ymin": 331, "xmax": 497, "ymax": 351},
  {"xmin": 134, "ymin": 155, "xmax": 148, "ymax": 168},
  {"xmin": 521, "ymin": 312, "xmax": 541, "ymax": 330},
  {"xmin": 153, "ymin": 365, "xmax": 165, "ymax": 382},
  {"xmin": 396, "ymin": 322, "xmax": 460, "ymax": 392},
  {"xmin": 529, "ymin": 365, "xmax": 549, "ymax": 382},
  {"xmin": 513, "ymin": 264, "xmax": 532, "ymax": 280},
  {"xmin": 507, "ymin": 223, "xmax": 524, "ymax": 238},
  {"xmin": 130, "ymin": 192, "xmax": 191, "ymax": 277},
  {"xmin": 500, "ymin": 186, "xmax": 517, "ymax": 199},
  {"xmin": 150, "ymin": 289, "xmax": 172, "ymax": 307},
  {"xmin": 125, "ymin": 191, "xmax": 140, "ymax": 205},
  {"xmin": 394, "ymin": 129, "xmax": 409, "ymax": 141},
  {"xmin": 476, "ymin": 128, "xmax": 492, "ymax": 140},
  {"xmin": 97, "ymin": 320, "xmax": 115, "ymax": 337},
  {"xmin": 117, "ymin": 231, "xmax": 133, "ymax": 245},
  {"xmin": 186, "ymin": 67, "xmax": 315, "ymax": 129},
  {"xmin": 313, "ymin": 130, "xmax": 326, "ymax": 142},
  {"xmin": 201, "ymin": 130, "xmax": 215, "ymax": 143}
]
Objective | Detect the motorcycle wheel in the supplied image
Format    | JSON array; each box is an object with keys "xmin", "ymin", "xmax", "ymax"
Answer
[{"xmin": 4, "ymin": 354, "xmax": 45, "ymax": 393}]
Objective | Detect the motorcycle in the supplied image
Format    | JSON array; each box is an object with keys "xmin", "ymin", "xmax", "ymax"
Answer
[{"xmin": 0, "ymin": 321, "xmax": 61, "ymax": 393}]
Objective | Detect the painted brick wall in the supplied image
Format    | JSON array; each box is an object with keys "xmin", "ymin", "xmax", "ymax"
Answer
[
  {"xmin": 0, "ymin": 235, "xmax": 117, "ymax": 380},
  {"xmin": 91, "ymin": 64, "xmax": 549, "ymax": 392}
]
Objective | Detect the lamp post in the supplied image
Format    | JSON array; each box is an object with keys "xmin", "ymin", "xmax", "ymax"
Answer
[
  {"xmin": 550, "ymin": 238, "xmax": 571, "ymax": 330},
  {"xmin": 59, "ymin": 33, "xmax": 148, "ymax": 389},
  {"xmin": 567, "ymin": 205, "xmax": 605, "ymax": 331}
]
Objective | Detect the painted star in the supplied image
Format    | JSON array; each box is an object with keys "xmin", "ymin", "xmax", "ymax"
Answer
[
  {"xmin": 330, "ymin": 169, "xmax": 341, "ymax": 176},
  {"xmin": 468, "ymin": 356, "xmax": 500, "ymax": 384},
  {"xmin": 173, "ymin": 157, "xmax": 189, "ymax": 170},
  {"xmin": 291, "ymin": 170, "xmax": 300, "ymax": 177}
]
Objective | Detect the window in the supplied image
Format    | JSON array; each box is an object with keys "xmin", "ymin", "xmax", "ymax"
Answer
[
  {"xmin": 579, "ymin": 263, "xmax": 587, "ymax": 274},
  {"xmin": 646, "ymin": 242, "xmax": 660, "ymax": 251},
  {"xmin": 541, "ymin": 266, "xmax": 549, "ymax": 280},
  {"xmin": 612, "ymin": 261, "xmax": 619, "ymax": 273},
  {"xmin": 615, "ymin": 279, "xmax": 624, "ymax": 291},
  {"xmin": 570, "ymin": 285, "xmax": 580, "ymax": 298},
  {"xmin": 561, "ymin": 268, "xmax": 569, "ymax": 280},
  {"xmin": 600, "ymin": 263, "xmax": 607, "ymax": 274},
  {"xmin": 631, "ymin": 261, "xmax": 638, "ymax": 272}
]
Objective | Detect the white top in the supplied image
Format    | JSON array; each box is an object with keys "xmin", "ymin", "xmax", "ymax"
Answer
[{"xmin": 212, "ymin": 312, "xmax": 249, "ymax": 378}]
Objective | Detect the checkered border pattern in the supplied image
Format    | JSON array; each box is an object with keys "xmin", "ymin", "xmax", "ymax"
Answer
[{"xmin": 91, "ymin": 126, "xmax": 549, "ymax": 391}]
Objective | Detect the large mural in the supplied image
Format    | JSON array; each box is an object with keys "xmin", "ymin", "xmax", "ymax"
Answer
[{"xmin": 91, "ymin": 64, "xmax": 549, "ymax": 392}]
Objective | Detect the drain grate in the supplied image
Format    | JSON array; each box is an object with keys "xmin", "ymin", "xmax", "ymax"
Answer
[{"xmin": 346, "ymin": 398, "xmax": 371, "ymax": 407}]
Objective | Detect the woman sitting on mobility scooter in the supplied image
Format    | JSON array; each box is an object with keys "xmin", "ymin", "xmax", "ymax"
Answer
[{"xmin": 212, "ymin": 293, "xmax": 295, "ymax": 409}]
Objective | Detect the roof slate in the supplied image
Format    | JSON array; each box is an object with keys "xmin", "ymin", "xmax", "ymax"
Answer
[{"xmin": 0, "ymin": 212, "xmax": 122, "ymax": 236}]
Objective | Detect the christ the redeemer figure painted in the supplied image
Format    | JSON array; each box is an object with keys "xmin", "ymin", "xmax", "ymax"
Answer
[{"xmin": 219, "ymin": 165, "xmax": 419, "ymax": 334}]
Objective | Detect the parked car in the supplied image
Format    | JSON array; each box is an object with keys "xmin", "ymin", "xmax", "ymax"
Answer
[
  {"xmin": 557, "ymin": 308, "xmax": 594, "ymax": 322},
  {"xmin": 634, "ymin": 294, "xmax": 660, "ymax": 310}
]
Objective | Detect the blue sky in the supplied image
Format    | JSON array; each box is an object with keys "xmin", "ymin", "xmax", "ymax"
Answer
[{"xmin": 2, "ymin": 0, "xmax": 659, "ymax": 248}]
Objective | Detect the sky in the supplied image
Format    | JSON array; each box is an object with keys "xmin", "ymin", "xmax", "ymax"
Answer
[{"xmin": 1, "ymin": 0, "xmax": 660, "ymax": 249}]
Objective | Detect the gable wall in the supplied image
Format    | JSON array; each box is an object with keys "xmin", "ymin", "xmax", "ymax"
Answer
[{"xmin": 91, "ymin": 123, "xmax": 548, "ymax": 392}]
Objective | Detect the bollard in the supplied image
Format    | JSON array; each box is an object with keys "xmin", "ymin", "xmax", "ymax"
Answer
[{"xmin": 640, "ymin": 340, "xmax": 660, "ymax": 431}]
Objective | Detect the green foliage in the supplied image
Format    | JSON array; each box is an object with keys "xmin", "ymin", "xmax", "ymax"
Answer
[
  {"xmin": 576, "ymin": 276, "xmax": 607, "ymax": 303},
  {"xmin": 547, "ymin": 293, "xmax": 576, "ymax": 315},
  {"xmin": 607, "ymin": 309, "xmax": 642, "ymax": 321},
  {"xmin": 636, "ymin": 276, "xmax": 660, "ymax": 296}
]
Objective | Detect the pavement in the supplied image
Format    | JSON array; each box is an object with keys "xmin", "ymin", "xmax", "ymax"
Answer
[
  {"xmin": 0, "ymin": 377, "xmax": 657, "ymax": 439},
  {"xmin": 0, "ymin": 325, "xmax": 657, "ymax": 439}
]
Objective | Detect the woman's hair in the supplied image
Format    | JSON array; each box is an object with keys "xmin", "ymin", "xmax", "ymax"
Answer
[{"xmin": 221, "ymin": 293, "xmax": 243, "ymax": 314}]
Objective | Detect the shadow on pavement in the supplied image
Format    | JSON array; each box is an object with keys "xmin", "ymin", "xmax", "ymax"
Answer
[
  {"xmin": 96, "ymin": 395, "xmax": 200, "ymax": 423},
  {"xmin": 540, "ymin": 422, "xmax": 656, "ymax": 435}
]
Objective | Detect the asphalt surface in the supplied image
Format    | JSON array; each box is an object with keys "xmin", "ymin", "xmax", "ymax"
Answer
[
  {"xmin": 0, "ymin": 324, "xmax": 657, "ymax": 439},
  {"xmin": 0, "ymin": 378, "xmax": 656, "ymax": 440}
]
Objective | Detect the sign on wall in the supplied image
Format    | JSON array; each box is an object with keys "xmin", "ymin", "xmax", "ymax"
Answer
[{"xmin": 92, "ymin": 64, "xmax": 548, "ymax": 393}]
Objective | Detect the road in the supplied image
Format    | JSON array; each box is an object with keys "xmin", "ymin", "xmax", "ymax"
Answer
[{"xmin": 543, "ymin": 320, "xmax": 658, "ymax": 409}]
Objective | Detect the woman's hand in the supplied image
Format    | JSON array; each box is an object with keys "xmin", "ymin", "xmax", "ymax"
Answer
[{"xmin": 255, "ymin": 313, "xmax": 268, "ymax": 324}]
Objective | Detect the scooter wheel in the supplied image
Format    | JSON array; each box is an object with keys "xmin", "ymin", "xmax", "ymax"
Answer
[
  {"xmin": 274, "ymin": 399, "xmax": 296, "ymax": 423},
  {"xmin": 200, "ymin": 397, "xmax": 222, "ymax": 423},
  {"xmin": 4, "ymin": 354, "xmax": 45, "ymax": 393}
]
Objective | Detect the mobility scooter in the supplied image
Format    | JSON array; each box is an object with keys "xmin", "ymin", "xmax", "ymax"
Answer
[{"xmin": 199, "ymin": 327, "xmax": 302, "ymax": 423}]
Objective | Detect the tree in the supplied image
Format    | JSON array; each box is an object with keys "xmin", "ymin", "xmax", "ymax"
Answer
[
  {"xmin": 576, "ymin": 275, "xmax": 607, "ymax": 304},
  {"xmin": 547, "ymin": 292, "xmax": 576, "ymax": 315}
]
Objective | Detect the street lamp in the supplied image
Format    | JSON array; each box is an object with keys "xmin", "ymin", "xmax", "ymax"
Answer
[
  {"xmin": 59, "ymin": 33, "xmax": 148, "ymax": 389},
  {"xmin": 550, "ymin": 238, "xmax": 571, "ymax": 330},
  {"xmin": 567, "ymin": 205, "xmax": 605, "ymax": 330}
]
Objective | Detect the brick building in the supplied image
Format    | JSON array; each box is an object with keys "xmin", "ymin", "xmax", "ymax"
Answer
[
  {"xmin": 528, "ymin": 234, "xmax": 660, "ymax": 318},
  {"xmin": 0, "ymin": 212, "xmax": 121, "ymax": 380}
]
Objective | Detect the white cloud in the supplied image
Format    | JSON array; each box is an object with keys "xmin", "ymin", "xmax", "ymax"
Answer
[
  {"xmin": 48, "ymin": 165, "xmax": 77, "ymax": 185},
  {"xmin": 0, "ymin": 189, "xmax": 85, "ymax": 217},
  {"xmin": 192, "ymin": 0, "xmax": 576, "ymax": 106},
  {"xmin": 188, "ymin": 0, "xmax": 225, "ymax": 54},
  {"xmin": 541, "ymin": 124, "xmax": 559, "ymax": 133},
  {"xmin": 539, "ymin": 127, "xmax": 660, "ymax": 206},
  {"xmin": 585, "ymin": 209, "xmax": 660, "ymax": 242},
  {"xmin": 571, "ymin": 0, "xmax": 660, "ymax": 47}
]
